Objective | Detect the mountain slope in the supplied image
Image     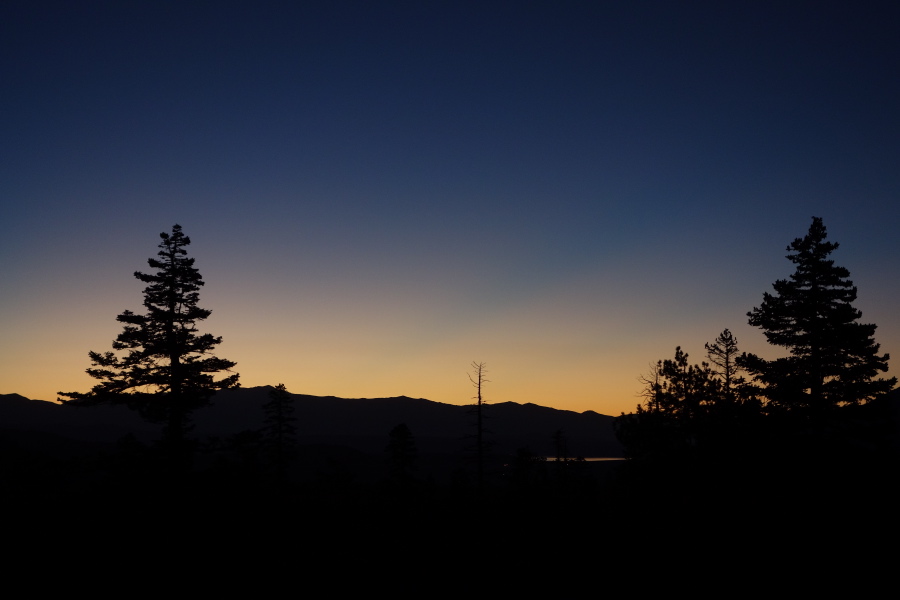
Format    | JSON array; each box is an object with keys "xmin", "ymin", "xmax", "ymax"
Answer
[{"xmin": 1, "ymin": 388, "xmax": 622, "ymax": 457}]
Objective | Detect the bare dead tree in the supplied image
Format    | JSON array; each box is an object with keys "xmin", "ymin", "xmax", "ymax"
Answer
[
  {"xmin": 468, "ymin": 361, "xmax": 490, "ymax": 493},
  {"xmin": 636, "ymin": 360, "xmax": 664, "ymax": 412}
]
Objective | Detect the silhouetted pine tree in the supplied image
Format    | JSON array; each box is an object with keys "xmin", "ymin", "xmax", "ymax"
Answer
[
  {"xmin": 59, "ymin": 224, "xmax": 239, "ymax": 475},
  {"xmin": 705, "ymin": 329, "xmax": 744, "ymax": 407},
  {"xmin": 738, "ymin": 217, "xmax": 895, "ymax": 413},
  {"xmin": 615, "ymin": 346, "xmax": 721, "ymax": 460}
]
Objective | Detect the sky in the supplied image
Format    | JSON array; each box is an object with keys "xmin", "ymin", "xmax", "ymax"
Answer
[{"xmin": 2, "ymin": 1, "xmax": 899, "ymax": 416}]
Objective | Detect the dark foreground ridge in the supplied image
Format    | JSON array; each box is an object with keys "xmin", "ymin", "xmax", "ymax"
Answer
[
  {"xmin": 3, "ymin": 388, "xmax": 898, "ymax": 575},
  {"xmin": 1, "ymin": 387, "xmax": 623, "ymax": 504},
  {"xmin": 1, "ymin": 386, "xmax": 622, "ymax": 457}
]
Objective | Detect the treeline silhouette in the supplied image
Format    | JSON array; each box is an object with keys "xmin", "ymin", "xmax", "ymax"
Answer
[
  {"xmin": 3, "ymin": 219, "xmax": 898, "ymax": 544},
  {"xmin": 1, "ymin": 389, "xmax": 624, "ymax": 538},
  {"xmin": 613, "ymin": 218, "xmax": 899, "ymax": 531}
]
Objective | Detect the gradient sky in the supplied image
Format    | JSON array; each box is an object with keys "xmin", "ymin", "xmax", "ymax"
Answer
[{"xmin": 3, "ymin": 1, "xmax": 899, "ymax": 415}]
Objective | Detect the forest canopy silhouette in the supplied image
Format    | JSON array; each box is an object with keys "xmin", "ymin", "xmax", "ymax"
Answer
[{"xmin": 614, "ymin": 217, "xmax": 897, "ymax": 497}]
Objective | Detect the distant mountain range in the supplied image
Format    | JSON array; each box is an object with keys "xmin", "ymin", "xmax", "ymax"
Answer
[{"xmin": 0, "ymin": 387, "xmax": 623, "ymax": 459}]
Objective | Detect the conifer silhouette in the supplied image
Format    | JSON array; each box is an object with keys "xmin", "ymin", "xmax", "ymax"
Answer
[
  {"xmin": 739, "ymin": 217, "xmax": 895, "ymax": 411},
  {"xmin": 59, "ymin": 225, "xmax": 239, "ymax": 470}
]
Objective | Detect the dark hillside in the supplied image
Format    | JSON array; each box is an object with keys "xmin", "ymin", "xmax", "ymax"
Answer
[
  {"xmin": 0, "ymin": 388, "xmax": 622, "ymax": 458},
  {"xmin": 194, "ymin": 387, "xmax": 621, "ymax": 457}
]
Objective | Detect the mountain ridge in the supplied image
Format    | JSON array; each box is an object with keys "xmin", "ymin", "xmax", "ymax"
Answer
[{"xmin": 0, "ymin": 387, "xmax": 623, "ymax": 458}]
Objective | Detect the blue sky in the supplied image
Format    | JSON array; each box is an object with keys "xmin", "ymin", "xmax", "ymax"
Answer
[{"xmin": 2, "ymin": 1, "xmax": 898, "ymax": 414}]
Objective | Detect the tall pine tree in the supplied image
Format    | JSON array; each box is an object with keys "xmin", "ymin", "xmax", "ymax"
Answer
[
  {"xmin": 59, "ymin": 225, "xmax": 239, "ymax": 451},
  {"xmin": 739, "ymin": 217, "xmax": 895, "ymax": 412}
]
